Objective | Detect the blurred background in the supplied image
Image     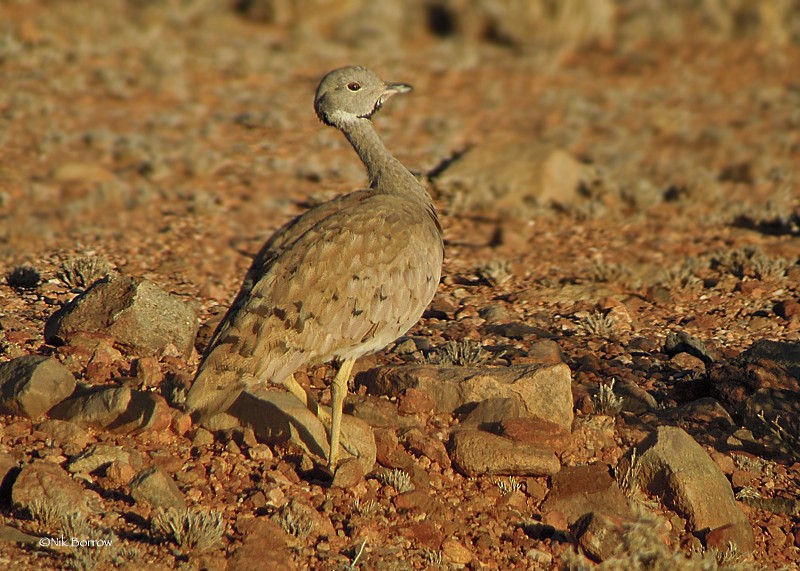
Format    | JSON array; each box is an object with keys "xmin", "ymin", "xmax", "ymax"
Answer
[{"xmin": 0, "ymin": 0, "xmax": 798, "ymax": 294}]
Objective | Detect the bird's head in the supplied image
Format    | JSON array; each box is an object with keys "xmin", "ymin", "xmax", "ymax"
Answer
[{"xmin": 314, "ymin": 65, "xmax": 411, "ymax": 128}]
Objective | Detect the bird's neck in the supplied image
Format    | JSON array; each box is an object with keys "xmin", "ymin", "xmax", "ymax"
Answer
[{"xmin": 340, "ymin": 118, "xmax": 425, "ymax": 197}]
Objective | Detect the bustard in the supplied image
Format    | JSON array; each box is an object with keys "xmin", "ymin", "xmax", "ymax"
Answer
[{"xmin": 185, "ymin": 65, "xmax": 444, "ymax": 468}]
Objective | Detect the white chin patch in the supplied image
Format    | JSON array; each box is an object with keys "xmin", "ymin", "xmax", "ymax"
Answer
[{"xmin": 329, "ymin": 110, "xmax": 361, "ymax": 124}]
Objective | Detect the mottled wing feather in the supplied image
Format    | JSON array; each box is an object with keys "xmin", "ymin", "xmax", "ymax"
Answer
[{"xmin": 185, "ymin": 189, "xmax": 442, "ymax": 420}]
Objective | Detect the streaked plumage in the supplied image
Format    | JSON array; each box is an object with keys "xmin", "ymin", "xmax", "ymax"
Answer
[{"xmin": 185, "ymin": 66, "xmax": 444, "ymax": 467}]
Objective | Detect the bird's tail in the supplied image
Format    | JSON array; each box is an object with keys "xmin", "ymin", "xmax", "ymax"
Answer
[{"xmin": 184, "ymin": 358, "xmax": 248, "ymax": 424}]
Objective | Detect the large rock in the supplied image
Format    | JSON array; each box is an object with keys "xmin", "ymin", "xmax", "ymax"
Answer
[
  {"xmin": 11, "ymin": 461, "xmax": 88, "ymax": 515},
  {"xmin": 431, "ymin": 142, "xmax": 598, "ymax": 212},
  {"xmin": 130, "ymin": 466, "xmax": 186, "ymax": 511},
  {"xmin": 541, "ymin": 464, "xmax": 632, "ymax": 523},
  {"xmin": 49, "ymin": 386, "xmax": 172, "ymax": 434},
  {"xmin": 0, "ymin": 355, "xmax": 76, "ymax": 419},
  {"xmin": 634, "ymin": 426, "xmax": 755, "ymax": 551},
  {"xmin": 358, "ymin": 364, "xmax": 574, "ymax": 431},
  {"xmin": 449, "ymin": 428, "xmax": 560, "ymax": 477},
  {"xmin": 204, "ymin": 389, "xmax": 377, "ymax": 473},
  {"xmin": 45, "ymin": 273, "xmax": 198, "ymax": 358}
]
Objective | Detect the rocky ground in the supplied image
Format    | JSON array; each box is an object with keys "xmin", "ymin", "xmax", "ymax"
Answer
[{"xmin": 1, "ymin": 1, "xmax": 800, "ymax": 570}]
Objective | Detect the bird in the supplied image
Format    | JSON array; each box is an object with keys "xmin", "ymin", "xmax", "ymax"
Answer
[{"xmin": 185, "ymin": 65, "xmax": 444, "ymax": 469}]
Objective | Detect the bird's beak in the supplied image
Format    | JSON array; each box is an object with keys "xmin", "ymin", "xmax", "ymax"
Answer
[
  {"xmin": 373, "ymin": 82, "xmax": 412, "ymax": 114},
  {"xmin": 383, "ymin": 82, "xmax": 412, "ymax": 96}
]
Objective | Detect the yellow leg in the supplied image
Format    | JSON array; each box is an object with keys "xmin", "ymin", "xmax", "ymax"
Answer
[
  {"xmin": 284, "ymin": 374, "xmax": 331, "ymax": 425},
  {"xmin": 328, "ymin": 358, "xmax": 356, "ymax": 469}
]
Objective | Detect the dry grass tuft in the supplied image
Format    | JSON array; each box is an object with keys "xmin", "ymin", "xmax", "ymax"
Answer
[
  {"xmin": 593, "ymin": 379, "xmax": 625, "ymax": 416},
  {"xmin": 58, "ymin": 255, "xmax": 111, "ymax": 290},
  {"xmin": 430, "ymin": 339, "xmax": 492, "ymax": 367},
  {"xmin": 376, "ymin": 468, "xmax": 414, "ymax": 494},
  {"xmin": 152, "ymin": 507, "xmax": 224, "ymax": 552}
]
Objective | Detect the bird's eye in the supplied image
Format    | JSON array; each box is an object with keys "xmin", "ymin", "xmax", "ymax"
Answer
[{"xmin": 347, "ymin": 82, "xmax": 361, "ymax": 91}]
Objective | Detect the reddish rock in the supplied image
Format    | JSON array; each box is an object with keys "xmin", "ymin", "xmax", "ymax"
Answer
[
  {"xmin": 709, "ymin": 359, "xmax": 799, "ymax": 408},
  {"xmin": 106, "ymin": 461, "xmax": 137, "ymax": 487},
  {"xmin": 541, "ymin": 464, "xmax": 631, "ymax": 523},
  {"xmin": 332, "ymin": 457, "xmax": 364, "ymax": 488},
  {"xmin": 0, "ymin": 355, "xmax": 76, "ymax": 419},
  {"xmin": 49, "ymin": 386, "xmax": 169, "ymax": 434},
  {"xmin": 11, "ymin": 460, "xmax": 88, "ymax": 514},
  {"xmin": 67, "ymin": 444, "xmax": 143, "ymax": 475},
  {"xmin": 657, "ymin": 397, "xmax": 735, "ymax": 430},
  {"xmin": 373, "ymin": 428, "xmax": 415, "ymax": 471},
  {"xmin": 85, "ymin": 341, "xmax": 125, "ymax": 383},
  {"xmin": 348, "ymin": 394, "xmax": 420, "ymax": 430},
  {"xmin": 360, "ymin": 363, "xmax": 574, "ymax": 430},
  {"xmin": 44, "ymin": 273, "xmax": 198, "ymax": 358},
  {"xmin": 774, "ymin": 300, "xmax": 800, "ymax": 319},
  {"xmin": 450, "ymin": 428, "xmax": 560, "ymax": 477},
  {"xmin": 393, "ymin": 489, "xmax": 437, "ymax": 514},
  {"xmin": 35, "ymin": 419, "xmax": 91, "ymax": 456},
  {"xmin": 572, "ymin": 512, "xmax": 626, "ymax": 562},
  {"xmin": 635, "ymin": 426, "xmax": 755, "ymax": 552},
  {"xmin": 247, "ymin": 443, "xmax": 275, "ymax": 463},
  {"xmin": 462, "ymin": 397, "xmax": 525, "ymax": 427},
  {"xmin": 442, "ymin": 538, "xmax": 473, "ymax": 565},
  {"xmin": 706, "ymin": 521, "xmax": 759, "ymax": 552},
  {"xmin": 129, "ymin": 465, "xmax": 187, "ymax": 511},
  {"xmin": 403, "ymin": 521, "xmax": 444, "ymax": 549},
  {"xmin": 132, "ymin": 356, "xmax": 164, "ymax": 388},
  {"xmin": 402, "ymin": 429, "xmax": 450, "ymax": 468},
  {"xmin": 526, "ymin": 339, "xmax": 565, "ymax": 365},
  {"xmin": 731, "ymin": 469, "xmax": 757, "ymax": 488},
  {"xmin": 397, "ymin": 387, "xmax": 436, "ymax": 416},
  {"xmin": 231, "ymin": 517, "xmax": 296, "ymax": 571},
  {"xmin": 497, "ymin": 489, "xmax": 528, "ymax": 511},
  {"xmin": 542, "ymin": 510, "xmax": 568, "ymax": 530},
  {"xmin": 500, "ymin": 417, "xmax": 572, "ymax": 451},
  {"xmin": 171, "ymin": 411, "xmax": 193, "ymax": 436},
  {"xmin": 709, "ymin": 451, "xmax": 735, "ymax": 475}
]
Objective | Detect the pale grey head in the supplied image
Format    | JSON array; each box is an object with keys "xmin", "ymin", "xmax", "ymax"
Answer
[{"xmin": 314, "ymin": 65, "xmax": 411, "ymax": 128}]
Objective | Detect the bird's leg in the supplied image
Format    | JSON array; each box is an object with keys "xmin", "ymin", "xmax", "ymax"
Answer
[
  {"xmin": 284, "ymin": 374, "xmax": 332, "ymax": 426},
  {"xmin": 284, "ymin": 372, "xmax": 358, "ymax": 466},
  {"xmin": 328, "ymin": 357, "xmax": 356, "ymax": 469}
]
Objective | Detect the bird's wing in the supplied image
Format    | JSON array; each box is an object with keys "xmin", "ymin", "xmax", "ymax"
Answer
[{"xmin": 185, "ymin": 190, "xmax": 442, "ymax": 420}]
